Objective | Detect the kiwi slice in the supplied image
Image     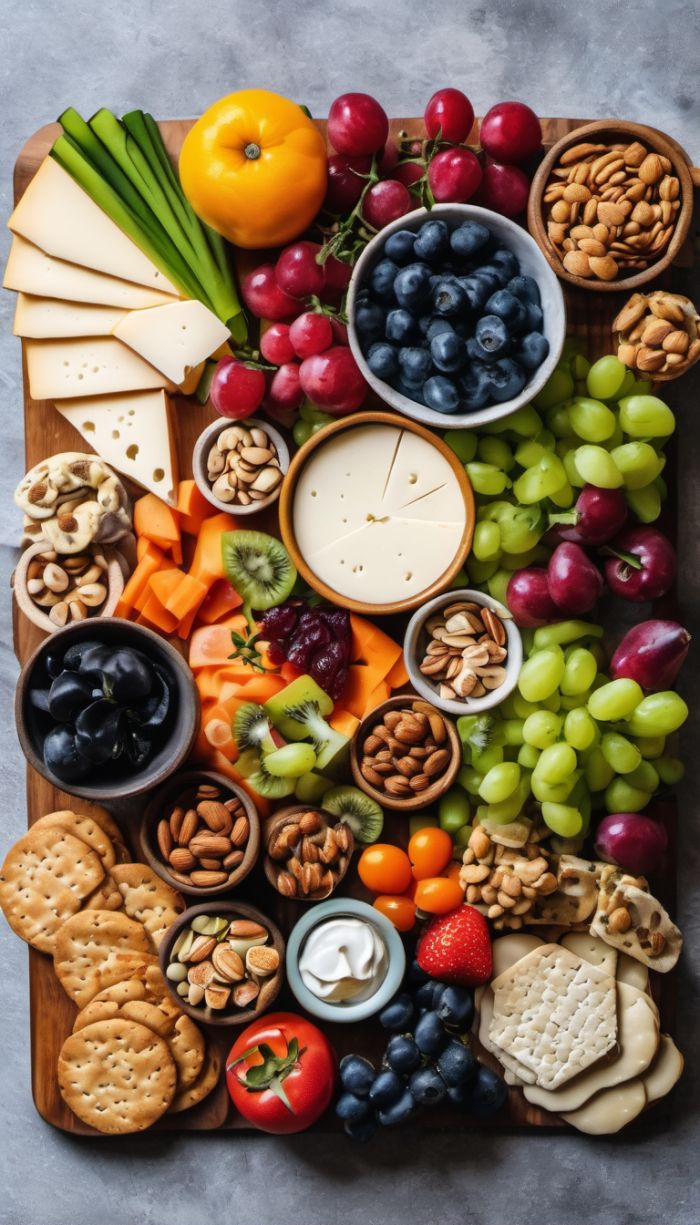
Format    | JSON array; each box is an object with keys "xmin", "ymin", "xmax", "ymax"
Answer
[
  {"xmin": 222, "ymin": 530, "xmax": 296, "ymax": 626},
  {"xmin": 322, "ymin": 786, "xmax": 384, "ymax": 844},
  {"xmin": 233, "ymin": 702, "xmax": 277, "ymax": 753},
  {"xmin": 248, "ymin": 758, "xmax": 295, "ymax": 799}
]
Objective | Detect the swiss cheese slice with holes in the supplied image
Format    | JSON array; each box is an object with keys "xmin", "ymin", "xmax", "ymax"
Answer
[
  {"xmin": 4, "ymin": 236, "xmax": 177, "ymax": 309},
  {"xmin": 25, "ymin": 336, "xmax": 174, "ymax": 401},
  {"xmin": 113, "ymin": 300, "xmax": 230, "ymax": 384}
]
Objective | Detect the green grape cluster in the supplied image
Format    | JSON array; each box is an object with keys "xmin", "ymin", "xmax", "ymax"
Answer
[
  {"xmin": 453, "ymin": 620, "xmax": 686, "ymax": 842},
  {"xmin": 292, "ymin": 400, "xmax": 335, "ymax": 447},
  {"xmin": 444, "ymin": 345, "xmax": 676, "ymax": 605}
]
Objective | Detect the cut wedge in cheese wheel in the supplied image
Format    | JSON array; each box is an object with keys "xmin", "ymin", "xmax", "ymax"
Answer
[
  {"xmin": 381, "ymin": 427, "xmax": 467, "ymax": 521},
  {"xmin": 55, "ymin": 390, "xmax": 178, "ymax": 505},
  {"xmin": 9, "ymin": 158, "xmax": 179, "ymax": 295},
  {"xmin": 642, "ymin": 1034, "xmax": 684, "ymax": 1104},
  {"xmin": 14, "ymin": 294, "xmax": 127, "ymax": 339},
  {"xmin": 113, "ymin": 300, "xmax": 230, "ymax": 384},
  {"xmin": 492, "ymin": 934, "xmax": 544, "ymax": 979},
  {"xmin": 4, "ymin": 236, "xmax": 178, "ymax": 309},
  {"xmin": 561, "ymin": 1080, "xmax": 647, "ymax": 1135},
  {"xmin": 560, "ymin": 932, "xmax": 618, "ymax": 978},
  {"xmin": 25, "ymin": 337, "xmax": 174, "ymax": 402},
  {"xmin": 523, "ymin": 983, "xmax": 659, "ymax": 1114}
]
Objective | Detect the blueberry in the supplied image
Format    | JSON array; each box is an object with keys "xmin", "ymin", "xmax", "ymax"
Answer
[
  {"xmin": 475, "ymin": 314, "xmax": 510, "ymax": 357},
  {"xmin": 436, "ymin": 985, "xmax": 474, "ymax": 1030},
  {"xmin": 399, "ymin": 347, "xmax": 433, "ymax": 385},
  {"xmin": 516, "ymin": 332, "xmax": 550, "ymax": 371},
  {"xmin": 436, "ymin": 1039, "xmax": 476, "ymax": 1087},
  {"xmin": 465, "ymin": 1064, "xmax": 508, "ymax": 1119},
  {"xmin": 417, "ymin": 315, "xmax": 433, "ymax": 335},
  {"xmin": 395, "ymin": 380, "xmax": 427, "ymax": 405},
  {"xmin": 450, "ymin": 220, "xmax": 491, "ymax": 257},
  {"xmin": 367, "ymin": 342, "xmax": 399, "ymax": 380},
  {"xmin": 475, "ymin": 263, "xmax": 507, "ymax": 290},
  {"xmin": 385, "ymin": 309, "xmax": 418, "ymax": 344},
  {"xmin": 369, "ymin": 1068, "xmax": 405, "ymax": 1108},
  {"xmin": 414, "ymin": 218, "xmax": 450, "ymax": 263},
  {"xmin": 490, "ymin": 247, "xmax": 519, "ymax": 281},
  {"xmin": 426, "ymin": 317, "xmax": 456, "ymax": 342},
  {"xmin": 384, "ymin": 229, "xmax": 416, "ymax": 265},
  {"xmin": 457, "ymin": 276, "xmax": 489, "ymax": 313},
  {"xmin": 406, "ymin": 958, "xmax": 431, "ymax": 988},
  {"xmin": 466, "ymin": 335, "xmax": 496, "ymax": 365},
  {"xmin": 430, "ymin": 330, "xmax": 466, "ymax": 373},
  {"xmin": 485, "ymin": 289, "xmax": 527, "ymax": 332},
  {"xmin": 336, "ymin": 1091, "xmax": 372, "ymax": 1123},
  {"xmin": 424, "ymin": 375, "xmax": 461, "ymax": 414},
  {"xmin": 488, "ymin": 356, "xmax": 527, "ymax": 402},
  {"xmin": 414, "ymin": 980, "xmax": 445, "ymax": 1010},
  {"xmin": 524, "ymin": 302, "xmax": 544, "ymax": 332},
  {"xmin": 409, "ymin": 1066, "xmax": 447, "ymax": 1106},
  {"xmin": 355, "ymin": 300, "xmax": 386, "ymax": 344},
  {"xmin": 394, "ymin": 263, "xmax": 432, "ymax": 310},
  {"xmin": 414, "ymin": 1010, "xmax": 447, "ymax": 1057},
  {"xmin": 339, "ymin": 1054, "xmax": 375, "ymax": 1097},
  {"xmin": 379, "ymin": 992, "xmax": 415, "ymax": 1031},
  {"xmin": 370, "ymin": 258, "xmax": 399, "ymax": 301},
  {"xmin": 377, "ymin": 1088, "xmax": 417, "ymax": 1126},
  {"xmin": 508, "ymin": 274, "xmax": 541, "ymax": 305},
  {"xmin": 460, "ymin": 364, "xmax": 493, "ymax": 411},
  {"xmin": 344, "ymin": 1114, "xmax": 378, "ymax": 1143},
  {"xmin": 385, "ymin": 1034, "xmax": 422, "ymax": 1075},
  {"xmin": 447, "ymin": 1081, "xmax": 474, "ymax": 1110},
  {"xmin": 432, "ymin": 278, "xmax": 466, "ymax": 317}
]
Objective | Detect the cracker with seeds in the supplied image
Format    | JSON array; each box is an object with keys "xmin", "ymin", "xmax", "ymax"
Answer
[
  {"xmin": 30, "ymin": 810, "xmax": 116, "ymax": 872},
  {"xmin": 58, "ymin": 1018, "xmax": 176, "ymax": 1133},
  {"xmin": 490, "ymin": 943, "xmax": 617, "ymax": 1090},
  {"xmin": 53, "ymin": 909, "xmax": 157, "ymax": 1007},
  {"xmin": 0, "ymin": 827, "xmax": 104, "ymax": 953},
  {"xmin": 74, "ymin": 995, "xmax": 205, "ymax": 1092},
  {"xmin": 109, "ymin": 864, "xmax": 184, "ymax": 948}
]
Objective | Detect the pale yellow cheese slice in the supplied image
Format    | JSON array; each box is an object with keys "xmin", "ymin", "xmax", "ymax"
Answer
[
  {"xmin": 560, "ymin": 1080, "xmax": 647, "ymax": 1134},
  {"xmin": 113, "ymin": 299, "xmax": 230, "ymax": 384},
  {"xmin": 642, "ymin": 1034, "xmax": 684, "ymax": 1103},
  {"xmin": 4, "ymin": 236, "xmax": 178, "ymax": 309},
  {"xmin": 14, "ymin": 294, "xmax": 126, "ymax": 338},
  {"xmin": 492, "ymin": 934, "xmax": 544, "ymax": 979},
  {"xmin": 9, "ymin": 157, "xmax": 179, "ymax": 294},
  {"xmin": 26, "ymin": 337, "xmax": 174, "ymax": 401}
]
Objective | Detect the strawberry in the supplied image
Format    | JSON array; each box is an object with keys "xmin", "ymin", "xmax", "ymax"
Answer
[{"xmin": 416, "ymin": 905, "xmax": 492, "ymax": 986}]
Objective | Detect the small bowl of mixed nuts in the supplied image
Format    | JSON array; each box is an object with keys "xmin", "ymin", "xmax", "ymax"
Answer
[
  {"xmin": 403, "ymin": 589, "xmax": 522, "ymax": 716},
  {"xmin": 139, "ymin": 770, "xmax": 260, "ymax": 897},
  {"xmin": 613, "ymin": 290, "xmax": 700, "ymax": 380},
  {"xmin": 263, "ymin": 805, "xmax": 355, "ymax": 902},
  {"xmin": 13, "ymin": 540, "xmax": 128, "ymax": 633},
  {"xmin": 350, "ymin": 695, "xmax": 461, "ymax": 812},
  {"xmin": 159, "ymin": 901, "xmax": 284, "ymax": 1026},
  {"xmin": 192, "ymin": 416, "xmax": 289, "ymax": 516}
]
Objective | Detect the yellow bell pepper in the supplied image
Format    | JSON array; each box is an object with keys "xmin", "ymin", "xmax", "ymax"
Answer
[{"xmin": 180, "ymin": 88, "xmax": 327, "ymax": 249}]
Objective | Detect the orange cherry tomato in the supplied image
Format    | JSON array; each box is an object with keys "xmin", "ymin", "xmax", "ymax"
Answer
[
  {"xmin": 414, "ymin": 876, "xmax": 464, "ymax": 914},
  {"xmin": 408, "ymin": 827, "xmax": 453, "ymax": 880},
  {"xmin": 358, "ymin": 844, "xmax": 412, "ymax": 895},
  {"xmin": 444, "ymin": 860, "xmax": 463, "ymax": 883},
  {"xmin": 373, "ymin": 895, "xmax": 417, "ymax": 932}
]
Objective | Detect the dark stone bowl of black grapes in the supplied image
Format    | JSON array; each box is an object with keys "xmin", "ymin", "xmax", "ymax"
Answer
[
  {"xmin": 347, "ymin": 204, "xmax": 565, "ymax": 430},
  {"xmin": 16, "ymin": 619, "xmax": 200, "ymax": 801}
]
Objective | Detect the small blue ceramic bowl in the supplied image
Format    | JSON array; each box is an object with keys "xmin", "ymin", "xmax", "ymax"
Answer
[{"xmin": 285, "ymin": 898, "xmax": 406, "ymax": 1024}]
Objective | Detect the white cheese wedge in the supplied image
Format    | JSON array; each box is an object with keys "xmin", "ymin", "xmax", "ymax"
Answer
[
  {"xmin": 8, "ymin": 157, "xmax": 179, "ymax": 295},
  {"xmin": 4, "ymin": 236, "xmax": 178, "ymax": 309},
  {"xmin": 381, "ymin": 427, "xmax": 465, "ymax": 519},
  {"xmin": 14, "ymin": 294, "xmax": 127, "ymax": 338},
  {"xmin": 113, "ymin": 300, "xmax": 230, "ymax": 384},
  {"xmin": 56, "ymin": 390, "xmax": 177, "ymax": 504},
  {"xmin": 25, "ymin": 337, "xmax": 174, "ymax": 401}
]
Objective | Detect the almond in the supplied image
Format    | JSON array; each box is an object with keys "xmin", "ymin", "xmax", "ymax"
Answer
[
  {"xmin": 156, "ymin": 819, "xmax": 173, "ymax": 860},
  {"xmin": 189, "ymin": 869, "xmax": 228, "ymax": 887},
  {"xmin": 562, "ymin": 249, "xmax": 591, "ymax": 277},
  {"xmin": 197, "ymin": 800, "xmax": 233, "ymax": 833},
  {"xmin": 189, "ymin": 833, "xmax": 233, "ymax": 858},
  {"xmin": 230, "ymin": 815, "xmax": 250, "ymax": 847},
  {"xmin": 188, "ymin": 935, "xmax": 217, "ymax": 963},
  {"xmin": 178, "ymin": 809, "xmax": 199, "ymax": 846},
  {"xmin": 228, "ymin": 920, "xmax": 268, "ymax": 939},
  {"xmin": 169, "ymin": 847, "xmax": 197, "ymax": 872}
]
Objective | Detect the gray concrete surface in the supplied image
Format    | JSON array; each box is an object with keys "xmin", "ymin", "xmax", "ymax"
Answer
[{"xmin": 0, "ymin": 2, "xmax": 699, "ymax": 1223}]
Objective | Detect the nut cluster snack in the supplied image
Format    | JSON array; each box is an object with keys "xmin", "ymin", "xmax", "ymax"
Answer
[
  {"xmin": 166, "ymin": 913, "xmax": 279, "ymax": 1012},
  {"xmin": 613, "ymin": 290, "xmax": 700, "ymax": 378},
  {"xmin": 543, "ymin": 138, "xmax": 682, "ymax": 281},
  {"xmin": 460, "ymin": 823, "xmax": 558, "ymax": 929},
  {"xmin": 24, "ymin": 544, "xmax": 112, "ymax": 627},
  {"xmin": 419, "ymin": 600, "xmax": 508, "ymax": 700},
  {"xmin": 359, "ymin": 700, "xmax": 452, "ymax": 797},
  {"xmin": 206, "ymin": 423, "xmax": 282, "ymax": 506},
  {"xmin": 267, "ymin": 809, "xmax": 354, "ymax": 900},
  {"xmin": 156, "ymin": 781, "xmax": 251, "ymax": 889}
]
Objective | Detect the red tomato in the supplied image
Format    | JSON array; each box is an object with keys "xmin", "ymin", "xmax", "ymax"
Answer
[
  {"xmin": 358, "ymin": 844, "xmax": 412, "ymax": 894},
  {"xmin": 408, "ymin": 826, "xmax": 453, "ymax": 880},
  {"xmin": 373, "ymin": 894, "xmax": 417, "ymax": 932},
  {"xmin": 414, "ymin": 876, "xmax": 464, "ymax": 914},
  {"xmin": 226, "ymin": 1012, "xmax": 336, "ymax": 1134}
]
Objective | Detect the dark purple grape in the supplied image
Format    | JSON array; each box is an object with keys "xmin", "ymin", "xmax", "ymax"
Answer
[
  {"xmin": 296, "ymin": 614, "xmax": 332, "ymax": 648},
  {"xmin": 43, "ymin": 725, "xmax": 91, "ymax": 782},
  {"xmin": 74, "ymin": 700, "xmax": 125, "ymax": 764},
  {"xmin": 48, "ymin": 672, "xmax": 96, "ymax": 722},
  {"xmin": 265, "ymin": 640, "xmax": 286, "ymax": 665},
  {"xmin": 130, "ymin": 664, "xmax": 171, "ymax": 731},
  {"xmin": 286, "ymin": 638, "xmax": 316, "ymax": 670},
  {"xmin": 311, "ymin": 641, "xmax": 347, "ymax": 698},
  {"xmin": 318, "ymin": 607, "xmax": 351, "ymax": 642}
]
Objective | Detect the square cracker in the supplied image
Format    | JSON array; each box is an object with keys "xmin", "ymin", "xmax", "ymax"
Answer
[
  {"xmin": 109, "ymin": 864, "xmax": 184, "ymax": 948},
  {"xmin": 53, "ymin": 909, "xmax": 157, "ymax": 1007},
  {"xmin": 490, "ymin": 943, "xmax": 617, "ymax": 1090},
  {"xmin": 0, "ymin": 827, "xmax": 104, "ymax": 953}
]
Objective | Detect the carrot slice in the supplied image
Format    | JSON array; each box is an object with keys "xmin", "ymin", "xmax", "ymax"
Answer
[
  {"xmin": 350, "ymin": 613, "xmax": 402, "ymax": 678},
  {"xmin": 136, "ymin": 592, "xmax": 179, "ymax": 634},
  {"xmin": 189, "ymin": 618, "xmax": 247, "ymax": 669},
  {"xmin": 232, "ymin": 673, "xmax": 285, "ymax": 703},
  {"xmin": 136, "ymin": 537, "xmax": 167, "ymax": 564},
  {"xmin": 115, "ymin": 549, "xmax": 166, "ymax": 615},
  {"xmin": 189, "ymin": 512, "xmax": 237, "ymax": 585},
  {"xmin": 330, "ymin": 707, "xmax": 360, "ymax": 739},
  {"xmin": 177, "ymin": 480, "xmax": 212, "ymax": 535},
  {"xmin": 197, "ymin": 579, "xmax": 244, "ymax": 625},
  {"xmin": 343, "ymin": 663, "xmax": 389, "ymax": 719},
  {"xmin": 363, "ymin": 680, "xmax": 391, "ymax": 717},
  {"xmin": 133, "ymin": 493, "xmax": 181, "ymax": 544},
  {"xmin": 165, "ymin": 573, "xmax": 208, "ymax": 621},
  {"xmin": 385, "ymin": 655, "xmax": 410, "ymax": 690},
  {"xmin": 148, "ymin": 568, "xmax": 185, "ymax": 607}
]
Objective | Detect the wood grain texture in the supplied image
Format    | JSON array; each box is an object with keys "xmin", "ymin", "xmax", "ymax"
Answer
[{"xmin": 11, "ymin": 116, "xmax": 687, "ymax": 1135}]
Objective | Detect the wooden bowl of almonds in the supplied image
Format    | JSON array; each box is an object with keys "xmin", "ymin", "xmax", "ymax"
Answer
[
  {"xmin": 192, "ymin": 416, "xmax": 289, "ymax": 515},
  {"xmin": 528, "ymin": 119, "xmax": 694, "ymax": 291},
  {"xmin": 350, "ymin": 695, "xmax": 461, "ymax": 812},
  {"xmin": 613, "ymin": 290, "xmax": 700, "ymax": 380},
  {"xmin": 263, "ymin": 805, "xmax": 355, "ymax": 902},
  {"xmin": 403, "ymin": 589, "xmax": 522, "ymax": 716},
  {"xmin": 12, "ymin": 540, "xmax": 128, "ymax": 633}
]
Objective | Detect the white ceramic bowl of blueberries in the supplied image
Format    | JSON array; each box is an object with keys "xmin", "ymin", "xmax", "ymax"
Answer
[{"xmin": 347, "ymin": 204, "xmax": 566, "ymax": 430}]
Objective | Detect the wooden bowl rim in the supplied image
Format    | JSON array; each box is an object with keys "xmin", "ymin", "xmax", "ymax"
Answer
[
  {"xmin": 527, "ymin": 119, "xmax": 695, "ymax": 292},
  {"xmin": 12, "ymin": 542, "xmax": 126, "ymax": 635},
  {"xmin": 349, "ymin": 692, "xmax": 461, "ymax": 811},
  {"xmin": 138, "ymin": 769, "xmax": 261, "ymax": 897},
  {"xmin": 278, "ymin": 410, "xmax": 475, "ymax": 616},
  {"xmin": 262, "ymin": 803, "xmax": 355, "ymax": 903},
  {"xmin": 158, "ymin": 899, "xmax": 285, "ymax": 1028}
]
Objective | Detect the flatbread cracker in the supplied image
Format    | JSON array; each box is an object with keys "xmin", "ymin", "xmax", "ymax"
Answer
[
  {"xmin": 109, "ymin": 864, "xmax": 184, "ymax": 948},
  {"xmin": 83, "ymin": 873, "xmax": 124, "ymax": 912},
  {"xmin": 73, "ymin": 995, "xmax": 205, "ymax": 1093},
  {"xmin": 0, "ymin": 827, "xmax": 104, "ymax": 952},
  {"xmin": 168, "ymin": 1042, "xmax": 222, "ymax": 1114},
  {"xmin": 30, "ymin": 810, "xmax": 116, "ymax": 872},
  {"xmin": 53, "ymin": 909, "xmax": 156, "ymax": 1007},
  {"xmin": 58, "ymin": 1018, "xmax": 176, "ymax": 1133}
]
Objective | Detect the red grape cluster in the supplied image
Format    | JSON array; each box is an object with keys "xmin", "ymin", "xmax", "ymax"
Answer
[{"xmin": 259, "ymin": 598, "xmax": 352, "ymax": 700}]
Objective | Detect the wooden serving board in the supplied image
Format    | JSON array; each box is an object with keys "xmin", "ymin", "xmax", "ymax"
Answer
[{"xmin": 11, "ymin": 116, "xmax": 693, "ymax": 1135}]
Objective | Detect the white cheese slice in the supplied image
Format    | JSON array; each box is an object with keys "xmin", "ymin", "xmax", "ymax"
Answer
[
  {"xmin": 14, "ymin": 294, "xmax": 126, "ymax": 338},
  {"xmin": 642, "ymin": 1034, "xmax": 684, "ymax": 1103},
  {"xmin": 25, "ymin": 337, "xmax": 174, "ymax": 401},
  {"xmin": 560, "ymin": 1080, "xmax": 647, "ymax": 1135},
  {"xmin": 56, "ymin": 390, "xmax": 177, "ymax": 505},
  {"xmin": 8, "ymin": 157, "xmax": 179, "ymax": 295},
  {"xmin": 4, "ymin": 236, "xmax": 179, "ymax": 309},
  {"xmin": 113, "ymin": 300, "xmax": 230, "ymax": 384}
]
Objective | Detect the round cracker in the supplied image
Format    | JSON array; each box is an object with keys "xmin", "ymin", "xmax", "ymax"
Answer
[
  {"xmin": 53, "ymin": 909, "xmax": 156, "ymax": 1008},
  {"xmin": 75, "ymin": 802, "xmax": 132, "ymax": 863},
  {"xmin": 73, "ymin": 993, "xmax": 205, "ymax": 1092},
  {"xmin": 83, "ymin": 873, "xmax": 124, "ymax": 912},
  {"xmin": 0, "ymin": 828, "xmax": 104, "ymax": 953},
  {"xmin": 110, "ymin": 864, "xmax": 184, "ymax": 948},
  {"xmin": 31, "ymin": 810, "xmax": 116, "ymax": 872},
  {"xmin": 58, "ymin": 1018, "xmax": 176, "ymax": 1133},
  {"xmin": 168, "ymin": 1042, "xmax": 221, "ymax": 1113}
]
